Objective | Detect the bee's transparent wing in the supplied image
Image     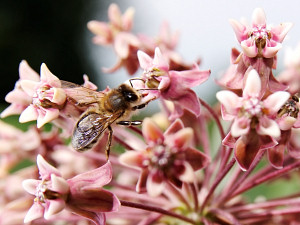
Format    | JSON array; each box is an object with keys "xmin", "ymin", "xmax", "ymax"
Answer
[
  {"xmin": 71, "ymin": 112, "xmax": 122, "ymax": 152},
  {"xmin": 61, "ymin": 80, "xmax": 105, "ymax": 106}
]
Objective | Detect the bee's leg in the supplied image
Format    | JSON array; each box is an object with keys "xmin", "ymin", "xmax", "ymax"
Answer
[
  {"xmin": 106, "ymin": 125, "xmax": 113, "ymax": 160},
  {"xmin": 117, "ymin": 120, "xmax": 142, "ymax": 126},
  {"xmin": 132, "ymin": 97, "xmax": 157, "ymax": 111}
]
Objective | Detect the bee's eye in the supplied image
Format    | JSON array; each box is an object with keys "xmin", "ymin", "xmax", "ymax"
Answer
[{"xmin": 125, "ymin": 93, "xmax": 138, "ymax": 102}]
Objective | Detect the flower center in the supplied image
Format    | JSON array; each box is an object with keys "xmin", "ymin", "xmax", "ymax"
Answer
[
  {"xmin": 250, "ymin": 25, "xmax": 270, "ymax": 40},
  {"xmin": 144, "ymin": 145, "xmax": 175, "ymax": 170},
  {"xmin": 34, "ymin": 181, "xmax": 61, "ymax": 203},
  {"xmin": 243, "ymin": 97, "xmax": 263, "ymax": 117}
]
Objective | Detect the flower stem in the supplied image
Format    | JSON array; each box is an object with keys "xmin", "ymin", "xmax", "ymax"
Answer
[{"xmin": 120, "ymin": 200, "xmax": 197, "ymax": 224}]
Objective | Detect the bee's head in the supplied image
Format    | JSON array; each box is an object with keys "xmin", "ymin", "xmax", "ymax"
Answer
[{"xmin": 119, "ymin": 84, "xmax": 139, "ymax": 102}]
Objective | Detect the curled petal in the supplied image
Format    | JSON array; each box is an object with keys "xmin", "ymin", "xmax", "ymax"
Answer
[
  {"xmin": 262, "ymin": 43, "xmax": 282, "ymax": 58},
  {"xmin": 257, "ymin": 117, "xmax": 281, "ymax": 138},
  {"xmin": 277, "ymin": 116, "xmax": 297, "ymax": 130},
  {"xmin": 24, "ymin": 202, "xmax": 44, "ymax": 223},
  {"xmin": 231, "ymin": 117, "xmax": 250, "ymax": 137},
  {"xmin": 44, "ymin": 199, "xmax": 66, "ymax": 220},
  {"xmin": 241, "ymin": 40, "xmax": 258, "ymax": 58},
  {"xmin": 164, "ymin": 118, "xmax": 184, "ymax": 136},
  {"xmin": 51, "ymin": 174, "xmax": 69, "ymax": 194},
  {"xmin": 263, "ymin": 91, "xmax": 290, "ymax": 115}
]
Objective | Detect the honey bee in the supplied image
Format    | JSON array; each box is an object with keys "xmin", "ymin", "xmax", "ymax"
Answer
[
  {"xmin": 62, "ymin": 81, "xmax": 153, "ymax": 159},
  {"xmin": 277, "ymin": 94, "xmax": 299, "ymax": 119}
]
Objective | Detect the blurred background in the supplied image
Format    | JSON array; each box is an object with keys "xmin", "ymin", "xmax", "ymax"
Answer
[{"xmin": 1, "ymin": 0, "xmax": 300, "ymax": 106}]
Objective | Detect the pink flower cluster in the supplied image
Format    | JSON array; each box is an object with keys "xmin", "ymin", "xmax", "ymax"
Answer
[{"xmin": 2, "ymin": 4, "xmax": 300, "ymax": 225}]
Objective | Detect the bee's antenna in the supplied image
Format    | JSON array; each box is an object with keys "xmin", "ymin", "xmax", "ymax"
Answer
[{"xmin": 128, "ymin": 78, "xmax": 158, "ymax": 91}]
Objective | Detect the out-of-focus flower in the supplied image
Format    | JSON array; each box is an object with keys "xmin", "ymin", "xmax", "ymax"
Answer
[
  {"xmin": 119, "ymin": 118, "xmax": 210, "ymax": 197},
  {"xmin": 216, "ymin": 68, "xmax": 290, "ymax": 170},
  {"xmin": 137, "ymin": 47, "xmax": 210, "ymax": 119},
  {"xmin": 23, "ymin": 155, "xmax": 120, "ymax": 225},
  {"xmin": 230, "ymin": 8, "xmax": 292, "ymax": 58}
]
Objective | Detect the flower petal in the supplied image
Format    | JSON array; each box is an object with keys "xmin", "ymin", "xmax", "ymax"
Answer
[
  {"xmin": 37, "ymin": 154, "xmax": 61, "ymax": 180},
  {"xmin": 40, "ymin": 63, "xmax": 61, "ymax": 87},
  {"xmin": 216, "ymin": 90, "xmax": 241, "ymax": 116},
  {"xmin": 20, "ymin": 80, "xmax": 38, "ymax": 97},
  {"xmin": 257, "ymin": 117, "xmax": 281, "ymax": 138},
  {"xmin": 119, "ymin": 151, "xmax": 144, "ymax": 169},
  {"xmin": 263, "ymin": 91, "xmax": 290, "ymax": 115},
  {"xmin": 137, "ymin": 50, "xmax": 153, "ymax": 71},
  {"xmin": 37, "ymin": 108, "xmax": 60, "ymax": 128},
  {"xmin": 251, "ymin": 8, "xmax": 266, "ymax": 26},
  {"xmin": 19, "ymin": 105, "xmax": 38, "ymax": 123},
  {"xmin": 178, "ymin": 162, "xmax": 195, "ymax": 183},
  {"xmin": 51, "ymin": 174, "xmax": 69, "ymax": 194},
  {"xmin": 231, "ymin": 117, "xmax": 250, "ymax": 137},
  {"xmin": 22, "ymin": 179, "xmax": 40, "ymax": 195},
  {"xmin": 44, "ymin": 199, "xmax": 65, "ymax": 220},
  {"xmin": 146, "ymin": 171, "xmax": 165, "ymax": 197},
  {"xmin": 243, "ymin": 69, "xmax": 261, "ymax": 98},
  {"xmin": 24, "ymin": 202, "xmax": 44, "ymax": 223},
  {"xmin": 267, "ymin": 145, "xmax": 285, "ymax": 169},
  {"xmin": 165, "ymin": 127, "xmax": 193, "ymax": 149},
  {"xmin": 19, "ymin": 60, "xmax": 40, "ymax": 81},
  {"xmin": 142, "ymin": 118, "xmax": 164, "ymax": 144}
]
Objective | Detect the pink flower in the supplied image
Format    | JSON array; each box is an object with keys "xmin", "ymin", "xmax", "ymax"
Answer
[
  {"xmin": 216, "ymin": 68, "xmax": 290, "ymax": 170},
  {"xmin": 18, "ymin": 63, "xmax": 67, "ymax": 128},
  {"xmin": 23, "ymin": 155, "xmax": 120, "ymax": 225},
  {"xmin": 137, "ymin": 47, "xmax": 210, "ymax": 119},
  {"xmin": 230, "ymin": 8, "xmax": 292, "ymax": 58},
  {"xmin": 119, "ymin": 118, "xmax": 210, "ymax": 197}
]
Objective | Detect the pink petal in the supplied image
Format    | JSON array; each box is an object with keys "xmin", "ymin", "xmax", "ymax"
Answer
[
  {"xmin": 263, "ymin": 91, "xmax": 290, "ymax": 115},
  {"xmin": 114, "ymin": 32, "xmax": 139, "ymax": 59},
  {"xmin": 52, "ymin": 88, "xmax": 67, "ymax": 105},
  {"xmin": 262, "ymin": 43, "xmax": 282, "ymax": 58},
  {"xmin": 142, "ymin": 118, "xmax": 164, "ymax": 144},
  {"xmin": 108, "ymin": 3, "xmax": 122, "ymax": 27},
  {"xmin": 20, "ymin": 79, "xmax": 38, "ymax": 97},
  {"xmin": 229, "ymin": 19, "xmax": 247, "ymax": 43},
  {"xmin": 19, "ymin": 105, "xmax": 38, "ymax": 123},
  {"xmin": 257, "ymin": 117, "xmax": 280, "ymax": 138},
  {"xmin": 4, "ymin": 88, "xmax": 31, "ymax": 105},
  {"xmin": 168, "ymin": 66, "xmax": 210, "ymax": 88},
  {"xmin": 241, "ymin": 40, "xmax": 258, "ymax": 58},
  {"xmin": 44, "ymin": 199, "xmax": 65, "ymax": 220},
  {"xmin": 122, "ymin": 7, "xmax": 135, "ymax": 31},
  {"xmin": 24, "ymin": 202, "xmax": 44, "ymax": 223},
  {"xmin": 146, "ymin": 171, "xmax": 165, "ymax": 197},
  {"xmin": 234, "ymin": 135, "xmax": 261, "ymax": 171},
  {"xmin": 87, "ymin": 21, "xmax": 111, "ymax": 37},
  {"xmin": 185, "ymin": 147, "xmax": 210, "ymax": 170},
  {"xmin": 222, "ymin": 133, "xmax": 237, "ymax": 148},
  {"xmin": 137, "ymin": 50, "xmax": 153, "ymax": 70},
  {"xmin": 68, "ymin": 161, "xmax": 112, "ymax": 189},
  {"xmin": 164, "ymin": 119, "xmax": 184, "ymax": 137},
  {"xmin": 37, "ymin": 154, "xmax": 61, "ymax": 180},
  {"xmin": 37, "ymin": 108, "xmax": 60, "ymax": 128},
  {"xmin": 51, "ymin": 174, "xmax": 69, "ymax": 194},
  {"xmin": 119, "ymin": 151, "xmax": 144, "ymax": 169},
  {"xmin": 243, "ymin": 69, "xmax": 261, "ymax": 98},
  {"xmin": 271, "ymin": 22, "xmax": 293, "ymax": 43},
  {"xmin": 216, "ymin": 90, "xmax": 240, "ymax": 116},
  {"xmin": 178, "ymin": 162, "xmax": 195, "ymax": 182},
  {"xmin": 277, "ymin": 116, "xmax": 297, "ymax": 131},
  {"xmin": 251, "ymin": 8, "xmax": 266, "ymax": 26},
  {"xmin": 40, "ymin": 63, "xmax": 61, "ymax": 87},
  {"xmin": 19, "ymin": 60, "xmax": 40, "ymax": 81},
  {"xmin": 1, "ymin": 104, "xmax": 26, "ymax": 118},
  {"xmin": 152, "ymin": 47, "xmax": 169, "ymax": 71},
  {"xmin": 22, "ymin": 179, "xmax": 40, "ymax": 195},
  {"xmin": 166, "ymin": 127, "xmax": 193, "ymax": 149},
  {"xmin": 267, "ymin": 145, "xmax": 285, "ymax": 169},
  {"xmin": 231, "ymin": 117, "xmax": 250, "ymax": 137}
]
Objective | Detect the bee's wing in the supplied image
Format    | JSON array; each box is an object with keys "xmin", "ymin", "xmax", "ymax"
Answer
[
  {"xmin": 61, "ymin": 80, "xmax": 105, "ymax": 106},
  {"xmin": 71, "ymin": 112, "xmax": 123, "ymax": 152}
]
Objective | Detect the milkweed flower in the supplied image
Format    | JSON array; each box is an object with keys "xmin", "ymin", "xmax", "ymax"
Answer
[
  {"xmin": 216, "ymin": 68, "xmax": 290, "ymax": 170},
  {"xmin": 230, "ymin": 8, "xmax": 292, "ymax": 58},
  {"xmin": 22, "ymin": 155, "xmax": 120, "ymax": 225},
  {"xmin": 136, "ymin": 47, "xmax": 210, "ymax": 119},
  {"xmin": 119, "ymin": 118, "xmax": 210, "ymax": 197}
]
